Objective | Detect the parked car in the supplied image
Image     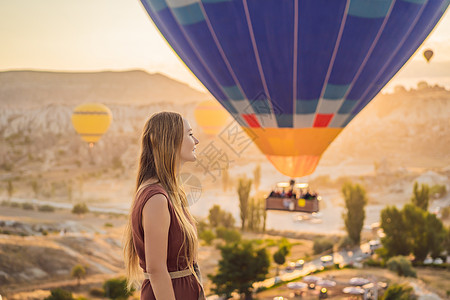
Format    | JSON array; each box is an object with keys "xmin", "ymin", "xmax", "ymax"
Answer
[
  {"xmin": 295, "ymin": 259, "xmax": 305, "ymax": 269},
  {"xmin": 320, "ymin": 255, "xmax": 334, "ymax": 267},
  {"xmin": 286, "ymin": 261, "xmax": 296, "ymax": 271}
]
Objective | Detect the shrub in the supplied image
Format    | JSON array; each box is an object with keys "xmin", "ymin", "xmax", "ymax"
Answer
[
  {"xmin": 103, "ymin": 276, "xmax": 134, "ymax": 299},
  {"xmin": 338, "ymin": 235, "xmax": 355, "ymax": 250},
  {"xmin": 89, "ymin": 287, "xmax": 105, "ymax": 297},
  {"xmin": 364, "ymin": 258, "xmax": 384, "ymax": 268},
  {"xmin": 216, "ymin": 226, "xmax": 241, "ymax": 244},
  {"xmin": 38, "ymin": 204, "xmax": 55, "ymax": 212},
  {"xmin": 382, "ymin": 283, "xmax": 414, "ymax": 300},
  {"xmin": 441, "ymin": 206, "xmax": 450, "ymax": 220},
  {"xmin": 21, "ymin": 202, "xmax": 34, "ymax": 210},
  {"xmin": 313, "ymin": 237, "xmax": 333, "ymax": 254},
  {"xmin": 72, "ymin": 203, "xmax": 89, "ymax": 215},
  {"xmin": 44, "ymin": 288, "xmax": 74, "ymax": 300},
  {"xmin": 10, "ymin": 202, "xmax": 20, "ymax": 208},
  {"xmin": 386, "ymin": 256, "xmax": 416, "ymax": 277},
  {"xmin": 199, "ymin": 229, "xmax": 215, "ymax": 245},
  {"xmin": 104, "ymin": 222, "xmax": 114, "ymax": 228}
]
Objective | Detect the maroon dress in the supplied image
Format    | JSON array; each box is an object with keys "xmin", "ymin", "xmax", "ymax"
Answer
[{"xmin": 131, "ymin": 183, "xmax": 202, "ymax": 299}]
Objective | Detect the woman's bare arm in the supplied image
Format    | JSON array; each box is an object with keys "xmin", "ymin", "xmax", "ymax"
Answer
[{"xmin": 142, "ymin": 193, "xmax": 175, "ymax": 300}]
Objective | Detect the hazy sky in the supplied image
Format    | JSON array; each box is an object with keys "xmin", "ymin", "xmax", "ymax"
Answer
[{"xmin": 1, "ymin": 0, "xmax": 449, "ymax": 92}]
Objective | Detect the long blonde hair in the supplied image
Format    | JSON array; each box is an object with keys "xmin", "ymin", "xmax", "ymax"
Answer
[{"xmin": 123, "ymin": 112, "xmax": 198, "ymax": 291}]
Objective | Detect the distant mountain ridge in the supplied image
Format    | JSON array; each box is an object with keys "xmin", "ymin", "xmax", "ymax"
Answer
[
  {"xmin": 0, "ymin": 70, "xmax": 211, "ymax": 107},
  {"xmin": 0, "ymin": 70, "xmax": 448, "ymax": 171}
]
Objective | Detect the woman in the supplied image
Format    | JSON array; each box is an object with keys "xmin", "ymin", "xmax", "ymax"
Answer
[{"xmin": 123, "ymin": 112, "xmax": 204, "ymax": 299}]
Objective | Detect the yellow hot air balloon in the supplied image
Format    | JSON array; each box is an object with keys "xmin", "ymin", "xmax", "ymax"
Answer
[
  {"xmin": 71, "ymin": 103, "xmax": 112, "ymax": 148},
  {"xmin": 194, "ymin": 100, "xmax": 229, "ymax": 136}
]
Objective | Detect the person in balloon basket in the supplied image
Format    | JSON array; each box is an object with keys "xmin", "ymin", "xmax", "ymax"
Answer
[{"xmin": 124, "ymin": 112, "xmax": 205, "ymax": 300}]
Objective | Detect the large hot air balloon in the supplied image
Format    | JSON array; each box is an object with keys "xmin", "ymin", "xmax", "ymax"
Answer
[
  {"xmin": 194, "ymin": 100, "xmax": 229, "ymax": 135},
  {"xmin": 140, "ymin": 0, "xmax": 449, "ymax": 177},
  {"xmin": 423, "ymin": 49, "xmax": 434, "ymax": 62},
  {"xmin": 71, "ymin": 103, "xmax": 112, "ymax": 148}
]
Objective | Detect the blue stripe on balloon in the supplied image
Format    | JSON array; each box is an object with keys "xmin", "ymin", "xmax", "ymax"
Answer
[
  {"xmin": 171, "ymin": 2, "xmax": 205, "ymax": 25},
  {"xmin": 180, "ymin": 20, "xmax": 237, "ymax": 87},
  {"xmin": 275, "ymin": 114, "xmax": 293, "ymax": 128},
  {"xmin": 340, "ymin": 115, "xmax": 355, "ymax": 127},
  {"xmin": 442, "ymin": 0, "xmax": 449, "ymax": 12},
  {"xmin": 296, "ymin": 99, "xmax": 319, "ymax": 114},
  {"xmin": 202, "ymin": 0, "xmax": 267, "ymax": 102},
  {"xmin": 346, "ymin": 0, "xmax": 424, "ymax": 100},
  {"xmin": 142, "ymin": 0, "xmax": 236, "ymax": 115},
  {"xmin": 348, "ymin": 0, "xmax": 393, "ymax": 18},
  {"xmin": 350, "ymin": 0, "xmax": 446, "ymax": 116},
  {"xmin": 247, "ymin": 0, "xmax": 295, "ymax": 116},
  {"xmin": 222, "ymin": 85, "xmax": 244, "ymax": 100},
  {"xmin": 338, "ymin": 99, "xmax": 358, "ymax": 114},
  {"xmin": 327, "ymin": 15, "xmax": 385, "ymax": 86},
  {"xmin": 203, "ymin": 0, "xmax": 232, "ymax": 3},
  {"xmin": 297, "ymin": 0, "xmax": 348, "ymax": 101},
  {"xmin": 401, "ymin": 0, "xmax": 427, "ymax": 4},
  {"xmin": 249, "ymin": 98, "xmax": 274, "ymax": 114},
  {"xmin": 144, "ymin": 0, "xmax": 167, "ymax": 12},
  {"xmin": 323, "ymin": 83, "xmax": 350, "ymax": 100}
]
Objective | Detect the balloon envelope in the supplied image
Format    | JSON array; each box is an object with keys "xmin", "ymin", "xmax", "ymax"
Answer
[
  {"xmin": 141, "ymin": 0, "xmax": 449, "ymax": 177},
  {"xmin": 71, "ymin": 103, "xmax": 112, "ymax": 146},
  {"xmin": 423, "ymin": 49, "xmax": 434, "ymax": 62},
  {"xmin": 194, "ymin": 100, "xmax": 229, "ymax": 135}
]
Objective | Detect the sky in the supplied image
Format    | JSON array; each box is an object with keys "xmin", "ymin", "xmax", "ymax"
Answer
[{"xmin": 1, "ymin": 0, "xmax": 449, "ymax": 92}]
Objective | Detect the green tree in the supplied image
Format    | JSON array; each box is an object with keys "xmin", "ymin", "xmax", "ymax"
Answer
[
  {"xmin": 209, "ymin": 240, "xmax": 270, "ymax": 300},
  {"xmin": 216, "ymin": 226, "xmax": 241, "ymax": 244},
  {"xmin": 273, "ymin": 240, "xmax": 291, "ymax": 275},
  {"xmin": 273, "ymin": 250, "xmax": 286, "ymax": 276},
  {"xmin": 103, "ymin": 277, "xmax": 134, "ymax": 299},
  {"xmin": 71, "ymin": 264, "xmax": 86, "ymax": 286},
  {"xmin": 430, "ymin": 184, "xmax": 447, "ymax": 199},
  {"xmin": 44, "ymin": 288, "xmax": 74, "ymax": 300},
  {"xmin": 380, "ymin": 206, "xmax": 411, "ymax": 258},
  {"xmin": 7, "ymin": 180, "xmax": 14, "ymax": 200},
  {"xmin": 249, "ymin": 195, "xmax": 267, "ymax": 233},
  {"xmin": 381, "ymin": 204, "xmax": 446, "ymax": 261},
  {"xmin": 411, "ymin": 181, "xmax": 429, "ymax": 211},
  {"xmin": 445, "ymin": 226, "xmax": 450, "ymax": 257},
  {"xmin": 386, "ymin": 256, "xmax": 416, "ymax": 277},
  {"xmin": 341, "ymin": 182, "xmax": 367, "ymax": 244},
  {"xmin": 222, "ymin": 166, "xmax": 230, "ymax": 192},
  {"xmin": 253, "ymin": 164, "xmax": 261, "ymax": 191},
  {"xmin": 237, "ymin": 177, "xmax": 252, "ymax": 231},
  {"xmin": 72, "ymin": 203, "xmax": 89, "ymax": 215},
  {"xmin": 403, "ymin": 204, "xmax": 429, "ymax": 261},
  {"xmin": 426, "ymin": 212, "xmax": 446, "ymax": 259},
  {"xmin": 208, "ymin": 205, "xmax": 235, "ymax": 228},
  {"xmin": 313, "ymin": 237, "xmax": 334, "ymax": 254},
  {"xmin": 31, "ymin": 179, "xmax": 39, "ymax": 198},
  {"xmin": 199, "ymin": 229, "xmax": 215, "ymax": 245},
  {"xmin": 382, "ymin": 283, "xmax": 414, "ymax": 300},
  {"xmin": 67, "ymin": 180, "xmax": 73, "ymax": 202}
]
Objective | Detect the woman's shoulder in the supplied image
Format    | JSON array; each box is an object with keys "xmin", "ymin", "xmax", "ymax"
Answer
[
  {"xmin": 138, "ymin": 180, "xmax": 168, "ymax": 196},
  {"xmin": 135, "ymin": 181, "xmax": 170, "ymax": 207}
]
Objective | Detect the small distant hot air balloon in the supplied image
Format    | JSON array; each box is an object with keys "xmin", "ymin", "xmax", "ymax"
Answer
[
  {"xmin": 71, "ymin": 103, "xmax": 112, "ymax": 148},
  {"xmin": 423, "ymin": 49, "xmax": 434, "ymax": 63},
  {"xmin": 194, "ymin": 100, "xmax": 229, "ymax": 135}
]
